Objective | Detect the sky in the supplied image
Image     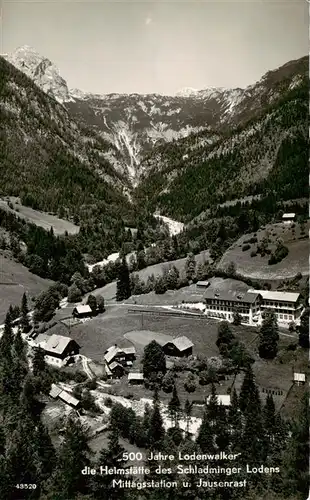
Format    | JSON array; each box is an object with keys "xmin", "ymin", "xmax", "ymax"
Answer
[{"xmin": 1, "ymin": 0, "xmax": 308, "ymax": 95}]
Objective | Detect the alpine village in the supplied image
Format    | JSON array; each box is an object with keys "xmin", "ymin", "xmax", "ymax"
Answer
[{"xmin": 0, "ymin": 45, "xmax": 308, "ymax": 500}]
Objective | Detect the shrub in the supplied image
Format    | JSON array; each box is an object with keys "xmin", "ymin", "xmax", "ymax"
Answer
[
  {"xmin": 242, "ymin": 244, "xmax": 251, "ymax": 252},
  {"xmin": 250, "ymin": 250, "xmax": 257, "ymax": 257},
  {"xmin": 104, "ymin": 397, "xmax": 113, "ymax": 407}
]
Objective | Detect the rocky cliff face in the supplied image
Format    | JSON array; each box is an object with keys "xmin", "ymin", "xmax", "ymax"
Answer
[{"xmin": 5, "ymin": 45, "xmax": 73, "ymax": 104}]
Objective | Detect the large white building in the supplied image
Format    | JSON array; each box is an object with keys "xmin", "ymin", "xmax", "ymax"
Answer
[
  {"xmin": 247, "ymin": 289, "xmax": 303, "ymax": 324},
  {"xmin": 203, "ymin": 288, "xmax": 303, "ymax": 326},
  {"xmin": 203, "ymin": 289, "xmax": 261, "ymax": 325}
]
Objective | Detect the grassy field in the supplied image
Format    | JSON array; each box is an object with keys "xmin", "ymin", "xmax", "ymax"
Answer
[
  {"xmin": 0, "ymin": 196, "xmax": 79, "ymax": 236},
  {"xmin": 0, "ymin": 251, "xmax": 53, "ymax": 323},
  {"xmin": 219, "ymin": 221, "xmax": 309, "ymax": 280},
  {"xmin": 84, "ymin": 250, "xmax": 211, "ymax": 303}
]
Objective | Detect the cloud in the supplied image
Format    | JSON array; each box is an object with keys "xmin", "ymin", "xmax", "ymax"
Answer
[{"xmin": 145, "ymin": 17, "xmax": 152, "ymax": 26}]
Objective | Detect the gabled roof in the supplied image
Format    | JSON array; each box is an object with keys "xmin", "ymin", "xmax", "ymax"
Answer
[
  {"xmin": 104, "ymin": 346, "xmax": 125, "ymax": 364},
  {"xmin": 74, "ymin": 304, "xmax": 92, "ymax": 314},
  {"xmin": 109, "ymin": 361, "xmax": 124, "ymax": 371},
  {"xmin": 169, "ymin": 336, "xmax": 194, "ymax": 351},
  {"xmin": 35, "ymin": 333, "xmax": 50, "ymax": 346},
  {"xmin": 128, "ymin": 373, "xmax": 144, "ymax": 381},
  {"xmin": 43, "ymin": 334, "xmax": 79, "ymax": 355},
  {"xmin": 204, "ymin": 289, "xmax": 260, "ymax": 304},
  {"xmin": 58, "ymin": 390, "xmax": 80, "ymax": 407},
  {"xmin": 122, "ymin": 346, "xmax": 136, "ymax": 355},
  {"xmin": 248, "ymin": 289, "xmax": 300, "ymax": 303},
  {"xmin": 49, "ymin": 383, "xmax": 62, "ymax": 399},
  {"xmin": 206, "ymin": 394, "xmax": 231, "ymax": 406}
]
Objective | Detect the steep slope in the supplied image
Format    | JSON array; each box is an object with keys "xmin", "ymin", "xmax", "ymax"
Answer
[
  {"xmin": 135, "ymin": 57, "xmax": 308, "ymax": 221},
  {"xmin": 8, "ymin": 47, "xmax": 307, "ymax": 186},
  {"xmin": 5, "ymin": 45, "xmax": 73, "ymax": 104},
  {"xmin": 0, "ymin": 56, "xmax": 133, "ymax": 226}
]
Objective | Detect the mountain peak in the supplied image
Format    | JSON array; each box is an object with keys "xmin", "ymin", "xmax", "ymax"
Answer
[{"xmin": 7, "ymin": 45, "xmax": 73, "ymax": 104}]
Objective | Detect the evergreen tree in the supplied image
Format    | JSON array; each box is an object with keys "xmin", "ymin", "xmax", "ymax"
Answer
[
  {"xmin": 33, "ymin": 347, "xmax": 46, "ymax": 377},
  {"xmin": 282, "ymin": 392, "xmax": 309, "ymax": 498},
  {"xmin": 0, "ymin": 310, "xmax": 13, "ymax": 361},
  {"xmin": 259, "ymin": 311, "xmax": 279, "ymax": 359},
  {"xmin": 298, "ymin": 308, "xmax": 309, "ymax": 348},
  {"xmin": 13, "ymin": 329, "xmax": 26, "ymax": 359},
  {"xmin": 206, "ymin": 384, "xmax": 219, "ymax": 427},
  {"xmin": 154, "ymin": 275, "xmax": 167, "ymax": 294},
  {"xmin": 184, "ymin": 399, "xmax": 193, "ymax": 436},
  {"xmin": 116, "ymin": 257, "xmax": 131, "ymax": 301},
  {"xmin": 239, "ymin": 365, "xmax": 259, "ymax": 414},
  {"xmin": 263, "ymin": 393, "xmax": 276, "ymax": 445},
  {"xmin": 185, "ymin": 253, "xmax": 196, "ymax": 281},
  {"xmin": 35, "ymin": 420, "xmax": 56, "ymax": 481},
  {"xmin": 228, "ymin": 389, "xmax": 242, "ymax": 452},
  {"xmin": 21, "ymin": 292, "xmax": 31, "ymax": 333},
  {"xmin": 168, "ymin": 385, "xmax": 181, "ymax": 427},
  {"xmin": 5, "ymin": 415, "xmax": 41, "ymax": 498},
  {"xmin": 149, "ymin": 391, "xmax": 165, "ymax": 450},
  {"xmin": 92, "ymin": 426, "xmax": 127, "ymax": 499},
  {"xmin": 48, "ymin": 416, "xmax": 91, "ymax": 499},
  {"xmin": 196, "ymin": 411, "xmax": 215, "ymax": 453}
]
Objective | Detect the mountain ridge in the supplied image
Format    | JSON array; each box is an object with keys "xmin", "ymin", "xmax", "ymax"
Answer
[{"xmin": 6, "ymin": 45, "xmax": 307, "ymax": 185}]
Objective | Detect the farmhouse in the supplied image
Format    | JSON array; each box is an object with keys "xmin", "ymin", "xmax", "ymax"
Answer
[
  {"xmin": 196, "ymin": 281, "xmax": 210, "ymax": 290},
  {"xmin": 72, "ymin": 304, "xmax": 93, "ymax": 318},
  {"xmin": 104, "ymin": 344, "xmax": 136, "ymax": 366},
  {"xmin": 128, "ymin": 373, "xmax": 144, "ymax": 384},
  {"xmin": 282, "ymin": 213, "xmax": 296, "ymax": 224},
  {"xmin": 109, "ymin": 361, "xmax": 125, "ymax": 378},
  {"xmin": 204, "ymin": 289, "xmax": 262, "ymax": 326},
  {"xmin": 104, "ymin": 345, "xmax": 126, "ymax": 365},
  {"xmin": 293, "ymin": 372, "xmax": 306, "ymax": 386},
  {"xmin": 163, "ymin": 336, "xmax": 194, "ymax": 357},
  {"xmin": 49, "ymin": 383, "xmax": 80, "ymax": 409},
  {"xmin": 247, "ymin": 289, "xmax": 303, "ymax": 324},
  {"xmin": 35, "ymin": 334, "xmax": 80, "ymax": 367}
]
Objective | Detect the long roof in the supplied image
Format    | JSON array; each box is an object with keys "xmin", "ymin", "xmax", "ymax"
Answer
[
  {"xmin": 168, "ymin": 336, "xmax": 194, "ymax": 351},
  {"xmin": 204, "ymin": 289, "xmax": 260, "ymax": 304},
  {"xmin": 74, "ymin": 304, "xmax": 92, "ymax": 314},
  {"xmin": 282, "ymin": 213, "xmax": 296, "ymax": 218},
  {"xmin": 128, "ymin": 373, "xmax": 144, "ymax": 381},
  {"xmin": 58, "ymin": 390, "xmax": 80, "ymax": 407},
  {"xmin": 43, "ymin": 334, "xmax": 78, "ymax": 355},
  {"xmin": 248, "ymin": 289, "xmax": 300, "ymax": 303}
]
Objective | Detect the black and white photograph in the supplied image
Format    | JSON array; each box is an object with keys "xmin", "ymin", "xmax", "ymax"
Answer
[{"xmin": 0, "ymin": 0, "xmax": 308, "ymax": 498}]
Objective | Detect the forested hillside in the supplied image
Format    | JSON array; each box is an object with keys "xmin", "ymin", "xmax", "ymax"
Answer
[
  {"xmin": 135, "ymin": 69, "xmax": 308, "ymax": 222},
  {"xmin": 0, "ymin": 56, "xmax": 132, "ymax": 226}
]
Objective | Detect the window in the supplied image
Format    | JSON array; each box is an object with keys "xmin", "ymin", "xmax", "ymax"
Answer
[
  {"xmin": 279, "ymin": 314, "xmax": 283, "ymax": 319},
  {"xmin": 284, "ymin": 315, "xmax": 287, "ymax": 320}
]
